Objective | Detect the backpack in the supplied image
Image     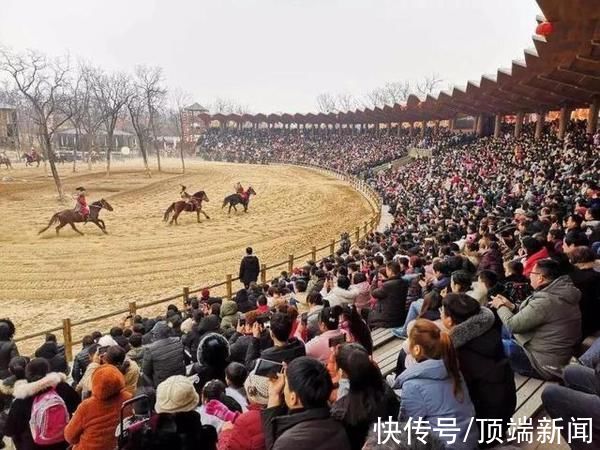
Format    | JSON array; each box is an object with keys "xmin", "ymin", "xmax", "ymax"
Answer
[{"xmin": 29, "ymin": 388, "xmax": 69, "ymax": 445}]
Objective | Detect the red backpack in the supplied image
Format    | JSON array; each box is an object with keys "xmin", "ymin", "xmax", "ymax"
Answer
[{"xmin": 29, "ymin": 388, "xmax": 70, "ymax": 445}]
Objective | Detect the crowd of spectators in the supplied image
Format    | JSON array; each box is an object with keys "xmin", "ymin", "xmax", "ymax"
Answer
[{"xmin": 0, "ymin": 118, "xmax": 599, "ymax": 449}]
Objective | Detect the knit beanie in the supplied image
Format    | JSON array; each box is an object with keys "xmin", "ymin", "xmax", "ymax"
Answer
[
  {"xmin": 155, "ymin": 375, "xmax": 199, "ymax": 414},
  {"xmin": 244, "ymin": 373, "xmax": 269, "ymax": 406}
]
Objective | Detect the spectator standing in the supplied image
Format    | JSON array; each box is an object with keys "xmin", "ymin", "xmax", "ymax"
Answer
[
  {"xmin": 71, "ymin": 336, "xmax": 94, "ymax": 385},
  {"xmin": 0, "ymin": 319, "xmax": 18, "ymax": 380},
  {"xmin": 240, "ymin": 247, "xmax": 260, "ymax": 289},
  {"xmin": 142, "ymin": 322, "xmax": 186, "ymax": 388}
]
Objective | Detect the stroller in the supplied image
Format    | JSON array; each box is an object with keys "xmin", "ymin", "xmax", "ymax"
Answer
[{"xmin": 117, "ymin": 394, "xmax": 154, "ymax": 450}]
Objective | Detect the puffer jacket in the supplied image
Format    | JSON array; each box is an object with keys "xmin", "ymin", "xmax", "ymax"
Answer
[
  {"xmin": 478, "ymin": 248, "xmax": 505, "ymax": 279},
  {"xmin": 497, "ymin": 275, "xmax": 582, "ymax": 379},
  {"xmin": 64, "ymin": 365, "xmax": 132, "ymax": 450},
  {"xmin": 191, "ymin": 333, "xmax": 230, "ymax": 393},
  {"xmin": 350, "ymin": 281, "xmax": 371, "ymax": 312},
  {"xmin": 71, "ymin": 346, "xmax": 93, "ymax": 384},
  {"xmin": 394, "ymin": 359, "xmax": 478, "ymax": 450},
  {"xmin": 220, "ymin": 301, "xmax": 241, "ymax": 333},
  {"xmin": 5, "ymin": 372, "xmax": 80, "ymax": 450},
  {"xmin": 324, "ymin": 287, "xmax": 357, "ymax": 308},
  {"xmin": 0, "ymin": 339, "xmax": 18, "ymax": 380},
  {"xmin": 142, "ymin": 327, "xmax": 186, "ymax": 388},
  {"xmin": 368, "ymin": 275, "xmax": 409, "ymax": 328}
]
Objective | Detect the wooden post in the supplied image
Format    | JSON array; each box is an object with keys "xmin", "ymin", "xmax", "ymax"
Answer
[
  {"xmin": 288, "ymin": 254, "xmax": 294, "ymax": 274},
  {"xmin": 311, "ymin": 246, "xmax": 317, "ymax": 261},
  {"xmin": 355, "ymin": 226, "xmax": 360, "ymax": 243},
  {"xmin": 364, "ymin": 221, "xmax": 368, "ymax": 236},
  {"xmin": 62, "ymin": 318, "xmax": 73, "ymax": 362},
  {"xmin": 261, "ymin": 264, "xmax": 267, "ymax": 284},
  {"xmin": 226, "ymin": 274, "xmax": 233, "ymax": 299},
  {"xmin": 183, "ymin": 287, "xmax": 190, "ymax": 307},
  {"xmin": 128, "ymin": 301, "xmax": 137, "ymax": 317},
  {"xmin": 330, "ymin": 239, "xmax": 335, "ymax": 256}
]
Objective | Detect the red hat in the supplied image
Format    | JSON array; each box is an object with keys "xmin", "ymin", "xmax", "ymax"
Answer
[{"xmin": 201, "ymin": 288, "xmax": 210, "ymax": 298}]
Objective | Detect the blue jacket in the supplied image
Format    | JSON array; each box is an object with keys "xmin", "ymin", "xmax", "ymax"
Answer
[{"xmin": 395, "ymin": 359, "xmax": 478, "ymax": 450}]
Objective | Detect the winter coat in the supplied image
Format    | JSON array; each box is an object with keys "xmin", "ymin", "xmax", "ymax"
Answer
[
  {"xmin": 497, "ymin": 275, "xmax": 582, "ymax": 379},
  {"xmin": 478, "ymin": 248, "xmax": 505, "ymax": 278},
  {"xmin": 71, "ymin": 346, "xmax": 93, "ymax": 384},
  {"xmin": 522, "ymin": 247, "xmax": 550, "ymax": 277},
  {"xmin": 451, "ymin": 307, "xmax": 516, "ymax": 433},
  {"xmin": 324, "ymin": 287, "xmax": 357, "ymax": 308},
  {"xmin": 229, "ymin": 332, "xmax": 272, "ymax": 365},
  {"xmin": 64, "ymin": 365, "xmax": 133, "ymax": 450},
  {"xmin": 142, "ymin": 336, "xmax": 186, "ymax": 388},
  {"xmin": 306, "ymin": 306, "xmax": 324, "ymax": 340},
  {"xmin": 77, "ymin": 360, "xmax": 140, "ymax": 396},
  {"xmin": 394, "ymin": 359, "xmax": 478, "ymax": 450},
  {"xmin": 191, "ymin": 333, "xmax": 230, "ymax": 393},
  {"xmin": 0, "ymin": 339, "xmax": 19, "ymax": 380},
  {"xmin": 245, "ymin": 337, "xmax": 305, "ymax": 371},
  {"xmin": 220, "ymin": 301, "xmax": 241, "ymax": 333},
  {"xmin": 303, "ymin": 329, "xmax": 347, "ymax": 364},
  {"xmin": 126, "ymin": 346, "xmax": 146, "ymax": 367},
  {"xmin": 239, "ymin": 255, "xmax": 260, "ymax": 286},
  {"xmin": 262, "ymin": 406, "xmax": 350, "ymax": 450},
  {"xmin": 183, "ymin": 315, "xmax": 221, "ymax": 363},
  {"xmin": 350, "ymin": 281, "xmax": 371, "ymax": 312},
  {"xmin": 218, "ymin": 404, "xmax": 265, "ymax": 450},
  {"xmin": 570, "ymin": 267, "xmax": 600, "ymax": 337},
  {"xmin": 131, "ymin": 411, "xmax": 217, "ymax": 450},
  {"xmin": 368, "ymin": 275, "xmax": 409, "ymax": 328},
  {"xmin": 34, "ymin": 342, "xmax": 68, "ymax": 374},
  {"xmin": 235, "ymin": 289, "xmax": 256, "ymax": 314},
  {"xmin": 5, "ymin": 372, "xmax": 80, "ymax": 450}
]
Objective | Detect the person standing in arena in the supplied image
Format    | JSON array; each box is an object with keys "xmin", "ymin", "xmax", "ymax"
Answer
[{"xmin": 239, "ymin": 247, "xmax": 260, "ymax": 289}]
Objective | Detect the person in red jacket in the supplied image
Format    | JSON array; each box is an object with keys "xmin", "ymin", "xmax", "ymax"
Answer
[
  {"xmin": 217, "ymin": 372, "xmax": 268, "ymax": 450},
  {"xmin": 73, "ymin": 187, "xmax": 90, "ymax": 221}
]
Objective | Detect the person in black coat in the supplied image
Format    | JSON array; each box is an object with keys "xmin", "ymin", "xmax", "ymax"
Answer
[
  {"xmin": 142, "ymin": 322, "xmax": 186, "ymax": 388},
  {"xmin": 368, "ymin": 261, "xmax": 409, "ymax": 329},
  {"xmin": 239, "ymin": 247, "xmax": 260, "ymax": 288},
  {"xmin": 568, "ymin": 246, "xmax": 600, "ymax": 338},
  {"xmin": 234, "ymin": 288, "xmax": 256, "ymax": 314},
  {"xmin": 0, "ymin": 319, "xmax": 18, "ymax": 380},
  {"xmin": 5, "ymin": 358, "xmax": 80, "ymax": 450},
  {"xmin": 190, "ymin": 333, "xmax": 230, "ymax": 395},
  {"xmin": 442, "ymin": 294, "xmax": 516, "ymax": 446}
]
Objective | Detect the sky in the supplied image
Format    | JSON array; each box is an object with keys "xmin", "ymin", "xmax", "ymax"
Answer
[{"xmin": 0, "ymin": 0, "xmax": 542, "ymax": 114}]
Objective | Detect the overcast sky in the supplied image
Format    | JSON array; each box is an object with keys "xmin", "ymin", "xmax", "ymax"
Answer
[{"xmin": 0, "ymin": 0, "xmax": 541, "ymax": 113}]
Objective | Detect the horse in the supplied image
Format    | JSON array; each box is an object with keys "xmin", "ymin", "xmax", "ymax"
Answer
[
  {"xmin": 163, "ymin": 191, "xmax": 210, "ymax": 225},
  {"xmin": 222, "ymin": 186, "xmax": 257, "ymax": 214},
  {"xmin": 0, "ymin": 155, "xmax": 11, "ymax": 169},
  {"xmin": 38, "ymin": 199, "xmax": 114, "ymax": 236},
  {"xmin": 24, "ymin": 153, "xmax": 43, "ymax": 167}
]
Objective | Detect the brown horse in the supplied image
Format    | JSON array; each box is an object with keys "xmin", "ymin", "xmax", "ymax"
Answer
[
  {"xmin": 0, "ymin": 155, "xmax": 11, "ymax": 169},
  {"xmin": 163, "ymin": 191, "xmax": 210, "ymax": 225},
  {"xmin": 222, "ymin": 186, "xmax": 256, "ymax": 214},
  {"xmin": 38, "ymin": 199, "xmax": 114, "ymax": 236}
]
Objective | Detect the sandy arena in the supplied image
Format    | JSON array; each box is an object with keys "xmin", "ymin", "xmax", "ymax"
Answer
[{"xmin": 0, "ymin": 159, "xmax": 373, "ymax": 345}]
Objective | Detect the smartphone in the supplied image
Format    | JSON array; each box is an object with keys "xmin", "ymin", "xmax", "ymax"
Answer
[
  {"xmin": 328, "ymin": 334, "xmax": 347, "ymax": 348},
  {"xmin": 238, "ymin": 318, "xmax": 246, "ymax": 327},
  {"xmin": 254, "ymin": 358, "xmax": 284, "ymax": 377}
]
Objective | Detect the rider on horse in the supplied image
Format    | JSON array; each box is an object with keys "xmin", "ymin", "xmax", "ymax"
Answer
[
  {"xmin": 73, "ymin": 187, "xmax": 90, "ymax": 221},
  {"xmin": 234, "ymin": 182, "xmax": 248, "ymax": 202}
]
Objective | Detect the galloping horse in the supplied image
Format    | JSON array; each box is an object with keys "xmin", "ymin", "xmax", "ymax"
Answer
[
  {"xmin": 222, "ymin": 186, "xmax": 256, "ymax": 214},
  {"xmin": 24, "ymin": 152, "xmax": 43, "ymax": 167},
  {"xmin": 163, "ymin": 191, "xmax": 210, "ymax": 225},
  {"xmin": 0, "ymin": 155, "xmax": 11, "ymax": 169},
  {"xmin": 38, "ymin": 199, "xmax": 114, "ymax": 236}
]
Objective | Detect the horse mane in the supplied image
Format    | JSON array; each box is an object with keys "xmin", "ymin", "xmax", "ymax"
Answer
[{"xmin": 192, "ymin": 191, "xmax": 205, "ymax": 198}]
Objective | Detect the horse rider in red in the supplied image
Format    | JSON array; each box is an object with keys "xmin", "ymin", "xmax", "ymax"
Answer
[
  {"xmin": 234, "ymin": 182, "xmax": 248, "ymax": 202},
  {"xmin": 73, "ymin": 186, "xmax": 90, "ymax": 221}
]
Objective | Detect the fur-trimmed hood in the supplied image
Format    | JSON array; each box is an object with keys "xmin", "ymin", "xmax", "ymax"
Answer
[
  {"xmin": 13, "ymin": 372, "xmax": 67, "ymax": 399},
  {"xmin": 0, "ymin": 377, "xmax": 27, "ymax": 396},
  {"xmin": 450, "ymin": 306, "xmax": 495, "ymax": 349}
]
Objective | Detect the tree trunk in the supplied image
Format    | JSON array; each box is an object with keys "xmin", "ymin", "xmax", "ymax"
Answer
[
  {"xmin": 73, "ymin": 129, "xmax": 80, "ymax": 173},
  {"xmin": 44, "ymin": 133, "xmax": 64, "ymax": 200},
  {"xmin": 139, "ymin": 140, "xmax": 151, "ymax": 177},
  {"xmin": 106, "ymin": 131, "xmax": 113, "ymax": 176},
  {"xmin": 179, "ymin": 141, "xmax": 186, "ymax": 174},
  {"xmin": 148, "ymin": 106, "xmax": 161, "ymax": 172},
  {"xmin": 179, "ymin": 111, "xmax": 186, "ymax": 174}
]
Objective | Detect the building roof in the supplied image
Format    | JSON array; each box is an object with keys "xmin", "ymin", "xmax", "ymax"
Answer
[
  {"xmin": 185, "ymin": 102, "xmax": 209, "ymax": 112},
  {"xmin": 57, "ymin": 128, "xmax": 134, "ymax": 136},
  {"xmin": 204, "ymin": 0, "xmax": 600, "ymax": 124},
  {"xmin": 0, "ymin": 103, "xmax": 15, "ymax": 110}
]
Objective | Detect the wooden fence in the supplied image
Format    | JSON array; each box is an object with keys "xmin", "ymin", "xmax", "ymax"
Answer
[{"xmin": 14, "ymin": 163, "xmax": 382, "ymax": 361}]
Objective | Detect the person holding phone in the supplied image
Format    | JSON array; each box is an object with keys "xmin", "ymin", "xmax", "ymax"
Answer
[{"xmin": 296, "ymin": 307, "xmax": 346, "ymax": 364}]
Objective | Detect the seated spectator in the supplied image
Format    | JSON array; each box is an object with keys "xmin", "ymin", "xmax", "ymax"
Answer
[
  {"xmin": 255, "ymin": 296, "xmax": 270, "ymax": 314},
  {"xmin": 109, "ymin": 327, "xmax": 130, "ymax": 351},
  {"xmin": 502, "ymin": 261, "xmax": 532, "ymax": 305},
  {"xmin": 235, "ymin": 289, "xmax": 256, "ymax": 314},
  {"xmin": 183, "ymin": 310, "xmax": 221, "ymax": 363},
  {"xmin": 521, "ymin": 237, "xmax": 550, "ymax": 277},
  {"xmin": 5, "ymin": 358, "xmax": 80, "ymax": 450},
  {"xmin": 201, "ymin": 288, "xmax": 223, "ymax": 306},
  {"xmin": 340, "ymin": 305, "xmax": 373, "ymax": 355},
  {"xmin": 547, "ymin": 228, "xmax": 565, "ymax": 255},
  {"xmin": 298, "ymin": 307, "xmax": 345, "ymax": 364},
  {"xmin": 563, "ymin": 230, "xmax": 590, "ymax": 255},
  {"xmin": 262, "ymin": 357, "xmax": 350, "ymax": 450},
  {"xmin": 541, "ymin": 363, "xmax": 600, "ymax": 449},
  {"xmin": 478, "ymin": 237, "xmax": 504, "ymax": 279},
  {"xmin": 71, "ymin": 335, "xmax": 94, "ymax": 385},
  {"xmin": 229, "ymin": 312, "xmax": 272, "ymax": 364},
  {"xmin": 441, "ymin": 294, "xmax": 516, "ymax": 443},
  {"xmin": 220, "ymin": 301, "xmax": 241, "ymax": 336},
  {"xmin": 0, "ymin": 319, "xmax": 18, "ymax": 380},
  {"xmin": 331, "ymin": 343, "xmax": 399, "ymax": 450},
  {"xmin": 130, "ymin": 375, "xmax": 217, "ymax": 450},
  {"xmin": 191, "ymin": 333, "xmax": 230, "ymax": 394},
  {"xmin": 34, "ymin": 334, "xmax": 68, "ymax": 374},
  {"xmin": 217, "ymin": 372, "xmax": 269, "ymax": 450},
  {"xmin": 368, "ymin": 261, "xmax": 409, "ymax": 329},
  {"xmin": 75, "ymin": 343, "xmax": 99, "ymax": 398},
  {"xmin": 245, "ymin": 313, "xmax": 305, "ymax": 370},
  {"xmin": 349, "ymin": 272, "xmax": 370, "ymax": 314},
  {"xmin": 104, "ymin": 345, "xmax": 139, "ymax": 395},
  {"xmin": 390, "ymin": 319, "xmax": 478, "ymax": 449},
  {"xmin": 197, "ymin": 380, "xmax": 232, "ymax": 433},
  {"xmin": 305, "ymin": 292, "xmax": 325, "ymax": 340},
  {"xmin": 225, "ymin": 362, "xmax": 249, "ymax": 412},
  {"xmin": 324, "ymin": 276, "xmax": 356, "ymax": 308},
  {"xmin": 126, "ymin": 333, "xmax": 145, "ymax": 366},
  {"xmin": 491, "ymin": 259, "xmax": 582, "ymax": 379},
  {"xmin": 568, "ymin": 246, "xmax": 600, "ymax": 337},
  {"xmin": 477, "ymin": 270, "xmax": 507, "ymax": 303},
  {"xmin": 142, "ymin": 321, "xmax": 186, "ymax": 388}
]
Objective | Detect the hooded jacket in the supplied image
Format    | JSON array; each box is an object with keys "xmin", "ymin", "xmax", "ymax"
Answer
[
  {"xmin": 497, "ymin": 275, "xmax": 582, "ymax": 379},
  {"xmin": 142, "ymin": 322, "xmax": 186, "ymax": 388},
  {"xmin": 349, "ymin": 281, "xmax": 371, "ymax": 312},
  {"xmin": 64, "ymin": 365, "xmax": 133, "ymax": 450},
  {"xmin": 394, "ymin": 359, "xmax": 478, "ymax": 450},
  {"xmin": 191, "ymin": 333, "xmax": 230, "ymax": 393},
  {"xmin": 183, "ymin": 315, "xmax": 221, "ymax": 363},
  {"xmin": 5, "ymin": 372, "xmax": 80, "ymax": 450},
  {"xmin": 324, "ymin": 287, "xmax": 357, "ymax": 308},
  {"xmin": 368, "ymin": 275, "xmax": 409, "ymax": 328},
  {"xmin": 239, "ymin": 255, "xmax": 260, "ymax": 286},
  {"xmin": 220, "ymin": 301, "xmax": 241, "ymax": 332}
]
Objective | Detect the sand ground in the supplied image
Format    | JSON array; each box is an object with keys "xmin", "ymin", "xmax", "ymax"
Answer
[{"xmin": 0, "ymin": 158, "xmax": 373, "ymax": 350}]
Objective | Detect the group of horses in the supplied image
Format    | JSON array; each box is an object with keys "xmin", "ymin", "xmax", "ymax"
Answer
[{"xmin": 38, "ymin": 186, "xmax": 258, "ymax": 236}]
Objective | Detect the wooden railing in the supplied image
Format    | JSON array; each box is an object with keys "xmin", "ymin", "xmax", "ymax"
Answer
[{"xmin": 14, "ymin": 163, "xmax": 382, "ymax": 361}]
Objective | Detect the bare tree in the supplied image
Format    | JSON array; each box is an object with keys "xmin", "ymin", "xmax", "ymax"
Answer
[
  {"xmin": 170, "ymin": 88, "xmax": 191, "ymax": 174},
  {"xmin": 335, "ymin": 93, "xmax": 357, "ymax": 112},
  {"xmin": 416, "ymin": 73, "xmax": 444, "ymax": 97},
  {"xmin": 381, "ymin": 81, "xmax": 412, "ymax": 104},
  {"xmin": 134, "ymin": 65, "xmax": 166, "ymax": 172},
  {"xmin": 66, "ymin": 65, "xmax": 93, "ymax": 173},
  {"xmin": 127, "ymin": 92, "xmax": 152, "ymax": 176},
  {"xmin": 361, "ymin": 88, "xmax": 386, "ymax": 109},
  {"xmin": 90, "ymin": 69, "xmax": 132, "ymax": 175},
  {"xmin": 0, "ymin": 49, "xmax": 73, "ymax": 199},
  {"xmin": 316, "ymin": 92, "xmax": 337, "ymax": 113},
  {"xmin": 212, "ymin": 97, "xmax": 235, "ymax": 114}
]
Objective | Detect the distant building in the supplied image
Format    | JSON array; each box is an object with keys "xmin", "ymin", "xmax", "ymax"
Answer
[
  {"xmin": 54, "ymin": 128, "xmax": 137, "ymax": 156},
  {"xmin": 181, "ymin": 102, "xmax": 209, "ymax": 145},
  {"xmin": 0, "ymin": 104, "xmax": 18, "ymax": 149}
]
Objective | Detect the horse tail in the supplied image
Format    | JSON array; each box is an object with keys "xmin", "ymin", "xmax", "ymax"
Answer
[
  {"xmin": 38, "ymin": 213, "xmax": 59, "ymax": 234},
  {"xmin": 222, "ymin": 197, "xmax": 228, "ymax": 209},
  {"xmin": 164, "ymin": 203, "xmax": 175, "ymax": 222}
]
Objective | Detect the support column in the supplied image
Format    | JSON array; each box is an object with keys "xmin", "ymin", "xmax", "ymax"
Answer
[
  {"xmin": 434, "ymin": 120, "xmax": 440, "ymax": 135},
  {"xmin": 449, "ymin": 118, "xmax": 455, "ymax": 131},
  {"xmin": 397, "ymin": 123, "xmax": 401, "ymax": 136},
  {"xmin": 587, "ymin": 98, "xmax": 599, "ymax": 134},
  {"xmin": 421, "ymin": 120, "xmax": 426, "ymax": 137},
  {"xmin": 476, "ymin": 115, "xmax": 484, "ymax": 137},
  {"xmin": 558, "ymin": 106, "xmax": 570, "ymax": 140},
  {"xmin": 514, "ymin": 111, "xmax": 524, "ymax": 139},
  {"xmin": 493, "ymin": 114, "xmax": 502, "ymax": 138},
  {"xmin": 535, "ymin": 111, "xmax": 545, "ymax": 140},
  {"xmin": 387, "ymin": 122, "xmax": 391, "ymax": 135}
]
